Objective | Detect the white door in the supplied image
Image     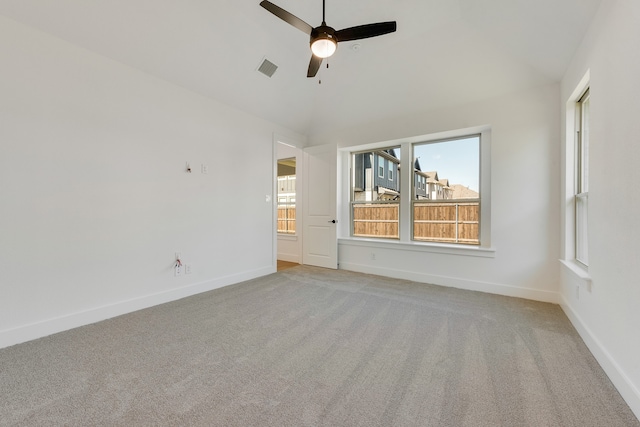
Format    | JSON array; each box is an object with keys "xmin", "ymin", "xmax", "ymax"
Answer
[{"xmin": 302, "ymin": 144, "xmax": 338, "ymax": 269}]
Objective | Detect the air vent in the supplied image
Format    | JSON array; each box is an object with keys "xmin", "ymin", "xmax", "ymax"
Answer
[{"xmin": 257, "ymin": 58, "xmax": 278, "ymax": 78}]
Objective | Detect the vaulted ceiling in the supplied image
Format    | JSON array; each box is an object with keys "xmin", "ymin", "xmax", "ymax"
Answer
[{"xmin": 0, "ymin": 0, "xmax": 602, "ymax": 136}]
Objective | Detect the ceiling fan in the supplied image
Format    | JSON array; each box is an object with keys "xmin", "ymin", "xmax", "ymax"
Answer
[{"xmin": 260, "ymin": 0, "xmax": 397, "ymax": 78}]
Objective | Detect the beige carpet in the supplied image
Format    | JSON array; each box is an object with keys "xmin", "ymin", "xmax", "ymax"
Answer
[{"xmin": 1, "ymin": 266, "xmax": 638, "ymax": 426}]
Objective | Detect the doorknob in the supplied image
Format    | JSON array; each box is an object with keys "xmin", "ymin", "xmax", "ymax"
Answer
[{"xmin": 328, "ymin": 220, "xmax": 337, "ymax": 224}]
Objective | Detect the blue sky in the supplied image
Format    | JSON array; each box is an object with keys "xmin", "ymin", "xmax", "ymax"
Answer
[{"xmin": 413, "ymin": 136, "xmax": 479, "ymax": 192}]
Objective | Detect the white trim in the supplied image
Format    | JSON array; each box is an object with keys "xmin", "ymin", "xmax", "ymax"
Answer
[
  {"xmin": 341, "ymin": 125, "xmax": 492, "ymax": 251},
  {"xmin": 569, "ymin": 70, "xmax": 591, "ymax": 103},
  {"xmin": 277, "ymin": 235, "xmax": 300, "ymax": 263},
  {"xmin": 339, "ymin": 237, "xmax": 495, "ymax": 258},
  {"xmin": 560, "ymin": 295, "xmax": 640, "ymax": 420},
  {"xmin": 560, "ymin": 258, "xmax": 590, "ymax": 281},
  {"xmin": 338, "ymin": 124, "xmax": 491, "ymax": 151},
  {"xmin": 0, "ymin": 266, "xmax": 274, "ymax": 350},
  {"xmin": 560, "ymin": 259, "xmax": 591, "ymax": 290},
  {"xmin": 479, "ymin": 129, "xmax": 492, "ymax": 247},
  {"xmin": 272, "ymin": 135, "xmax": 278, "ymax": 269},
  {"xmin": 339, "ymin": 261, "xmax": 558, "ymax": 303},
  {"xmin": 563, "ymin": 71, "xmax": 590, "ymax": 261},
  {"xmin": 277, "ymin": 234, "xmax": 298, "ymax": 241}
]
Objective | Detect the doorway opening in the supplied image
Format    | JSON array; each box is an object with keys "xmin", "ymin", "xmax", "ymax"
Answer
[{"xmin": 276, "ymin": 142, "xmax": 302, "ymax": 270}]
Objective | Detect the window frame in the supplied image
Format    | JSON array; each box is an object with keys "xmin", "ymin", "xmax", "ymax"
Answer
[
  {"xmin": 350, "ymin": 146, "xmax": 401, "ymax": 240},
  {"xmin": 342, "ymin": 126, "xmax": 492, "ymax": 254},
  {"xmin": 575, "ymin": 88, "xmax": 590, "ymax": 267},
  {"xmin": 411, "ymin": 135, "xmax": 481, "ymax": 245},
  {"xmin": 561, "ymin": 70, "xmax": 591, "ymax": 282},
  {"xmin": 276, "ymin": 158, "xmax": 297, "ymax": 236}
]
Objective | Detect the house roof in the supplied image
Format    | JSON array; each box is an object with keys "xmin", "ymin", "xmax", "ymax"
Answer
[
  {"xmin": 0, "ymin": 0, "xmax": 603, "ymax": 137},
  {"xmin": 450, "ymin": 184, "xmax": 480, "ymax": 199},
  {"xmin": 425, "ymin": 171, "xmax": 439, "ymax": 182},
  {"xmin": 376, "ymin": 149, "xmax": 400, "ymax": 164}
]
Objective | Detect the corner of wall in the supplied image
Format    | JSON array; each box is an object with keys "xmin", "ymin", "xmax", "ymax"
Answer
[{"xmin": 560, "ymin": 294, "xmax": 640, "ymax": 419}]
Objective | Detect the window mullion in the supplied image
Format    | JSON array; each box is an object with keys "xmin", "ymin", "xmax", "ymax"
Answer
[{"xmin": 399, "ymin": 143, "xmax": 412, "ymax": 242}]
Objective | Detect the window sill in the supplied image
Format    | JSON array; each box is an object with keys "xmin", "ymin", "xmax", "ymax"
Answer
[
  {"xmin": 560, "ymin": 259, "xmax": 592, "ymax": 289},
  {"xmin": 277, "ymin": 234, "xmax": 298, "ymax": 241},
  {"xmin": 338, "ymin": 237, "xmax": 495, "ymax": 258}
]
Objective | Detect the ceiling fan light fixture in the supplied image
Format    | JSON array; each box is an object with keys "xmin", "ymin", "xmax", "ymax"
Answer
[
  {"xmin": 311, "ymin": 35, "xmax": 337, "ymax": 58},
  {"xmin": 260, "ymin": 0, "xmax": 397, "ymax": 77}
]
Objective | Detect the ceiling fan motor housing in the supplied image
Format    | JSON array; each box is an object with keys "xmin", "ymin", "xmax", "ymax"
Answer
[{"xmin": 310, "ymin": 24, "xmax": 337, "ymax": 57}]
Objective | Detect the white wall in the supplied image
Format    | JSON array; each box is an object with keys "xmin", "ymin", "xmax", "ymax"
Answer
[
  {"xmin": 559, "ymin": 0, "xmax": 640, "ymax": 418},
  {"xmin": 0, "ymin": 16, "xmax": 302, "ymax": 348},
  {"xmin": 309, "ymin": 83, "xmax": 561, "ymax": 303}
]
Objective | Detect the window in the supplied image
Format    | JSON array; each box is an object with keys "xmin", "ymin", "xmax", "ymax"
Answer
[
  {"xmin": 346, "ymin": 127, "xmax": 490, "ymax": 249},
  {"xmin": 351, "ymin": 148, "xmax": 401, "ymax": 239},
  {"xmin": 575, "ymin": 88, "xmax": 590, "ymax": 266},
  {"xmin": 413, "ymin": 136, "xmax": 480, "ymax": 245}
]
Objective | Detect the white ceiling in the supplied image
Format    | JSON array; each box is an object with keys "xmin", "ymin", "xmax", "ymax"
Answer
[{"xmin": 0, "ymin": 0, "xmax": 602, "ymax": 136}]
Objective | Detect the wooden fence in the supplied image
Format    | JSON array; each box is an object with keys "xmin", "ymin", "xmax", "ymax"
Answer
[
  {"xmin": 352, "ymin": 201, "xmax": 479, "ymax": 244},
  {"xmin": 277, "ymin": 206, "xmax": 296, "ymax": 234},
  {"xmin": 413, "ymin": 201, "xmax": 479, "ymax": 244},
  {"xmin": 353, "ymin": 203, "xmax": 399, "ymax": 238}
]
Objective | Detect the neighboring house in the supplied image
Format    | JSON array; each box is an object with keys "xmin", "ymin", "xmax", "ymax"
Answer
[
  {"xmin": 413, "ymin": 158, "xmax": 453, "ymax": 200},
  {"xmin": 438, "ymin": 178, "xmax": 453, "ymax": 199},
  {"xmin": 354, "ymin": 153, "xmax": 462, "ymax": 202},
  {"xmin": 426, "ymin": 173, "xmax": 452, "ymax": 200},
  {"xmin": 413, "ymin": 158, "xmax": 429, "ymax": 199},
  {"xmin": 353, "ymin": 149, "xmax": 400, "ymax": 201}
]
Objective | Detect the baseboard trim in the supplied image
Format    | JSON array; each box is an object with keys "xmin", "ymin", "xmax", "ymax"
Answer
[
  {"xmin": 0, "ymin": 266, "xmax": 275, "ymax": 350},
  {"xmin": 560, "ymin": 295, "xmax": 640, "ymax": 421},
  {"xmin": 339, "ymin": 261, "xmax": 560, "ymax": 304}
]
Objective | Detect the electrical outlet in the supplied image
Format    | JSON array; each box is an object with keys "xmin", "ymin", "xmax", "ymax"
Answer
[
  {"xmin": 371, "ymin": 252, "xmax": 376, "ymax": 260},
  {"xmin": 185, "ymin": 264, "xmax": 192, "ymax": 275},
  {"xmin": 175, "ymin": 264, "xmax": 183, "ymax": 277},
  {"xmin": 201, "ymin": 164, "xmax": 208, "ymax": 174}
]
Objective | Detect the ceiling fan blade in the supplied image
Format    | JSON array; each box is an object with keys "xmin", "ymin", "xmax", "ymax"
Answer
[
  {"xmin": 335, "ymin": 21, "xmax": 397, "ymax": 42},
  {"xmin": 260, "ymin": 1, "xmax": 313, "ymax": 35},
  {"xmin": 307, "ymin": 55, "xmax": 323, "ymax": 78}
]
